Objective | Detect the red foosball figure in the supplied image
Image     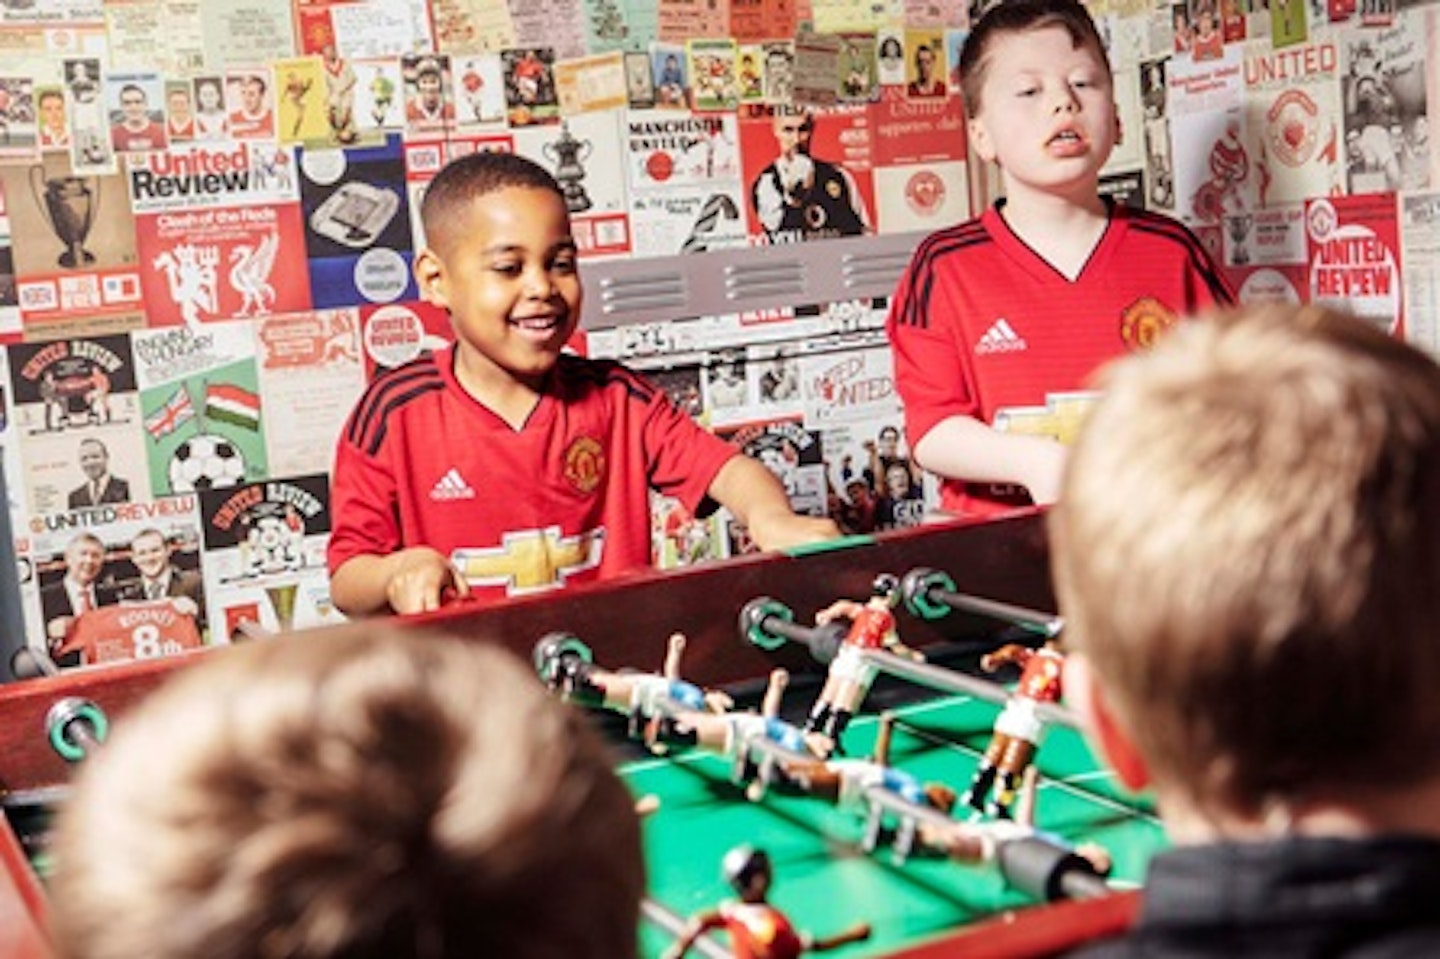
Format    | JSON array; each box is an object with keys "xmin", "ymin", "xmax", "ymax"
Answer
[
  {"xmin": 803, "ymin": 574, "xmax": 923, "ymax": 757},
  {"xmin": 962, "ymin": 641, "xmax": 1065, "ymax": 819},
  {"xmin": 665, "ymin": 845, "xmax": 871, "ymax": 959}
]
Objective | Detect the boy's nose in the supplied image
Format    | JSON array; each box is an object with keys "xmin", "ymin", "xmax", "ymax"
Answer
[{"xmin": 524, "ymin": 270, "xmax": 556, "ymax": 297}]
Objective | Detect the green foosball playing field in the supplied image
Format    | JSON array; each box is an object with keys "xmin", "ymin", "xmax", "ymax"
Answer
[{"xmin": 628, "ymin": 692, "xmax": 1166, "ymax": 958}]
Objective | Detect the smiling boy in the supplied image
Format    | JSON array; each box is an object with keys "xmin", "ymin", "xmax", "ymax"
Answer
[{"xmin": 328, "ymin": 152, "xmax": 837, "ymax": 615}]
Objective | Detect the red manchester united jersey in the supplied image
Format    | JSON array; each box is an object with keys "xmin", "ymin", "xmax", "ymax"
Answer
[
  {"xmin": 58, "ymin": 601, "xmax": 204, "ymax": 666},
  {"xmin": 328, "ymin": 348, "xmax": 737, "ymax": 603},
  {"xmin": 845, "ymin": 606, "xmax": 896, "ymax": 650},
  {"xmin": 719, "ymin": 901, "xmax": 805, "ymax": 959},
  {"xmin": 1016, "ymin": 647, "xmax": 1064, "ymax": 704},
  {"xmin": 887, "ymin": 201, "xmax": 1232, "ymax": 517}
]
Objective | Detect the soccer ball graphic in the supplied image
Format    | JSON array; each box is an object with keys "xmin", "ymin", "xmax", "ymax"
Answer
[{"xmin": 169, "ymin": 433, "xmax": 247, "ymax": 492}]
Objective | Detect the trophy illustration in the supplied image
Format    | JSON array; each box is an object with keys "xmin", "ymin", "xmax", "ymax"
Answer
[
  {"xmin": 265, "ymin": 582, "xmax": 300, "ymax": 633},
  {"xmin": 1227, "ymin": 213, "xmax": 1254, "ymax": 266},
  {"xmin": 30, "ymin": 166, "xmax": 100, "ymax": 269},
  {"xmin": 544, "ymin": 123, "xmax": 593, "ymax": 213}
]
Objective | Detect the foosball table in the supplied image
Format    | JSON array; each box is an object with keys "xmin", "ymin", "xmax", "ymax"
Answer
[{"xmin": 0, "ymin": 510, "xmax": 1164, "ymax": 959}]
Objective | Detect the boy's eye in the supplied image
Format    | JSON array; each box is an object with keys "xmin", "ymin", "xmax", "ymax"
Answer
[{"xmin": 491, "ymin": 262, "xmax": 523, "ymax": 276}]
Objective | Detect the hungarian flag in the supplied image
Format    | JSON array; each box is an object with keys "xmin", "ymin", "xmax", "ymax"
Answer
[
  {"xmin": 205, "ymin": 383, "xmax": 261, "ymax": 430},
  {"xmin": 144, "ymin": 388, "xmax": 196, "ymax": 440}
]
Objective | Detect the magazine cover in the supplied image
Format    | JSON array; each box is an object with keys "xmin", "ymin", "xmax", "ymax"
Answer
[
  {"xmin": 1340, "ymin": 18, "xmax": 1428, "ymax": 194},
  {"xmin": 501, "ymin": 47, "xmax": 558, "ymax": 127},
  {"xmin": 9, "ymin": 334, "xmax": 150, "ymax": 516},
  {"xmin": 1305, "ymin": 193, "xmax": 1403, "ymax": 337},
  {"xmin": 513, "ymin": 111, "xmax": 631, "ymax": 258},
  {"xmin": 254, "ymin": 308, "xmax": 367, "ymax": 476},
  {"xmin": 1166, "ymin": 44, "xmax": 1248, "ymax": 227},
  {"xmin": 199, "ymin": 472, "xmax": 341, "ymax": 638},
  {"xmin": 1243, "ymin": 37, "xmax": 1344, "ymax": 207},
  {"xmin": 650, "ymin": 491, "xmax": 728, "ymax": 569},
  {"xmin": 132, "ymin": 320, "xmax": 268, "ymax": 496},
  {"xmin": 299, "ymin": 134, "xmax": 416, "ymax": 308},
  {"xmin": 798, "ymin": 343, "xmax": 900, "ymax": 430},
  {"xmin": 870, "ymin": 90, "xmax": 968, "ymax": 233},
  {"xmin": 29, "ymin": 493, "xmax": 208, "ymax": 670},
  {"xmin": 1401, "ymin": 191, "xmax": 1440, "ymax": 360},
  {"xmin": 0, "ymin": 150, "xmax": 143, "ymax": 334},
  {"xmin": 738, "ymin": 104, "xmax": 875, "ymax": 244},
  {"xmin": 128, "ymin": 142, "xmax": 313, "ymax": 326}
]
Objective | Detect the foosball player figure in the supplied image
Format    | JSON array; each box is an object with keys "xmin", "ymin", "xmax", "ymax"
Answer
[
  {"xmin": 961, "ymin": 640, "xmax": 1064, "ymax": 819},
  {"xmin": 535, "ymin": 632, "xmax": 731, "ymax": 750},
  {"xmin": 783, "ymin": 711, "xmax": 957, "ymax": 861},
  {"xmin": 804, "ymin": 574, "xmax": 924, "ymax": 757},
  {"xmin": 664, "ymin": 845, "xmax": 872, "ymax": 959},
  {"xmin": 789, "ymin": 711, "xmax": 954, "ymax": 809},
  {"xmin": 668, "ymin": 668, "xmax": 819, "ymax": 799}
]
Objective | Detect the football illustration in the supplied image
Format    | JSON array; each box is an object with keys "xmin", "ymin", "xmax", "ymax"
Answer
[{"xmin": 169, "ymin": 433, "xmax": 247, "ymax": 492}]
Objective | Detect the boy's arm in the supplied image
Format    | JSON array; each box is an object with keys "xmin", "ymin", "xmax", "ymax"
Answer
[
  {"xmin": 980, "ymin": 643, "xmax": 1030, "ymax": 672},
  {"xmin": 329, "ymin": 546, "xmax": 470, "ymax": 616},
  {"xmin": 706, "ymin": 455, "xmax": 841, "ymax": 550},
  {"xmin": 913, "ymin": 415, "xmax": 1067, "ymax": 506}
]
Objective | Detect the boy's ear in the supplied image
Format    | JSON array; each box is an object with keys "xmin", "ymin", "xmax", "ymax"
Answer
[
  {"xmin": 967, "ymin": 116, "xmax": 997, "ymax": 164},
  {"xmin": 1114, "ymin": 112, "xmax": 1123, "ymax": 145},
  {"xmin": 1065, "ymin": 652, "xmax": 1150, "ymax": 791},
  {"xmin": 414, "ymin": 247, "xmax": 448, "ymax": 310}
]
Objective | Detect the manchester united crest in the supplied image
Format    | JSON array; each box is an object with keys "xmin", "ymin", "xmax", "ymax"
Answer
[
  {"xmin": 1119, "ymin": 297, "xmax": 1176, "ymax": 350},
  {"xmin": 563, "ymin": 435, "xmax": 605, "ymax": 494}
]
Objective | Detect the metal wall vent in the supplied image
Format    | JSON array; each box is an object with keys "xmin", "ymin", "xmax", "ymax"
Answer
[
  {"xmin": 597, "ymin": 272, "xmax": 689, "ymax": 316},
  {"xmin": 724, "ymin": 259, "xmax": 805, "ymax": 301}
]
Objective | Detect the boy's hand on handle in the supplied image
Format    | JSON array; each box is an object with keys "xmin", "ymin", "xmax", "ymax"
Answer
[{"xmin": 386, "ymin": 547, "xmax": 470, "ymax": 614}]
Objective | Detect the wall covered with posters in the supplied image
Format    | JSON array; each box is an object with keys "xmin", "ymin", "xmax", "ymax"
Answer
[{"xmin": 0, "ymin": 0, "xmax": 1435, "ymax": 670}]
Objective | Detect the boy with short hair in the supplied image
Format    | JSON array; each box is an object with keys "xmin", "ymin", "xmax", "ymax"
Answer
[
  {"xmin": 1053, "ymin": 304, "xmax": 1440, "ymax": 954},
  {"xmin": 886, "ymin": 0, "xmax": 1231, "ymax": 518},
  {"xmin": 50, "ymin": 626, "xmax": 645, "ymax": 959},
  {"xmin": 328, "ymin": 152, "xmax": 837, "ymax": 615}
]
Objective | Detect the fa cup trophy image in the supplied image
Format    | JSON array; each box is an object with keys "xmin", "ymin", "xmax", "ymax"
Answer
[
  {"xmin": 30, "ymin": 165, "xmax": 100, "ymax": 269},
  {"xmin": 1227, "ymin": 213, "xmax": 1254, "ymax": 267},
  {"xmin": 544, "ymin": 123, "xmax": 593, "ymax": 213},
  {"xmin": 265, "ymin": 582, "xmax": 300, "ymax": 633}
]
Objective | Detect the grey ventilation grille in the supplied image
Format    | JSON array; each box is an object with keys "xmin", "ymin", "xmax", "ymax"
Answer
[
  {"xmin": 596, "ymin": 272, "xmax": 688, "ymax": 316},
  {"xmin": 842, "ymin": 248, "xmax": 917, "ymax": 289},
  {"xmin": 580, "ymin": 229, "xmax": 928, "ymax": 331},
  {"xmin": 725, "ymin": 258, "xmax": 805, "ymax": 300}
]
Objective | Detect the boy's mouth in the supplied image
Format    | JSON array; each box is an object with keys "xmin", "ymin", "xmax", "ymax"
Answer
[
  {"xmin": 1047, "ymin": 128, "xmax": 1089, "ymax": 156},
  {"xmin": 509, "ymin": 313, "xmax": 566, "ymax": 339}
]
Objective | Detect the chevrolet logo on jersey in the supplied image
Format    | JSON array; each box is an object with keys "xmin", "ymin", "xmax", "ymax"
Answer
[{"xmin": 452, "ymin": 527, "xmax": 605, "ymax": 594}]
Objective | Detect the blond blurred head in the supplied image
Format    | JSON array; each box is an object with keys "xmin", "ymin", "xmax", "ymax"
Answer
[
  {"xmin": 1053, "ymin": 305, "xmax": 1440, "ymax": 826},
  {"xmin": 50, "ymin": 626, "xmax": 643, "ymax": 959}
]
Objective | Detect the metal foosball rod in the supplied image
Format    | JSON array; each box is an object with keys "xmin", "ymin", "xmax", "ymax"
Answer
[
  {"xmin": 641, "ymin": 899, "xmax": 731, "ymax": 959},
  {"xmin": 900, "ymin": 567, "xmax": 1064, "ymax": 639}
]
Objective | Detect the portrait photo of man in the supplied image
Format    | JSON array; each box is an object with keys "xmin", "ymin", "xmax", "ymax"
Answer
[{"xmin": 68, "ymin": 438, "xmax": 131, "ymax": 509}]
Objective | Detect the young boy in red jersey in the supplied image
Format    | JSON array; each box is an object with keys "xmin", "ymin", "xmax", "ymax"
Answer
[
  {"xmin": 1054, "ymin": 305, "xmax": 1440, "ymax": 956},
  {"xmin": 886, "ymin": 0, "xmax": 1232, "ymax": 519},
  {"xmin": 329, "ymin": 152, "xmax": 838, "ymax": 615}
]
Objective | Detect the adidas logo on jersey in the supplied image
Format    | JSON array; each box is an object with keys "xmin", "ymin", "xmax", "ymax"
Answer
[
  {"xmin": 975, "ymin": 319, "xmax": 1028, "ymax": 355},
  {"xmin": 430, "ymin": 468, "xmax": 476, "ymax": 501}
]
